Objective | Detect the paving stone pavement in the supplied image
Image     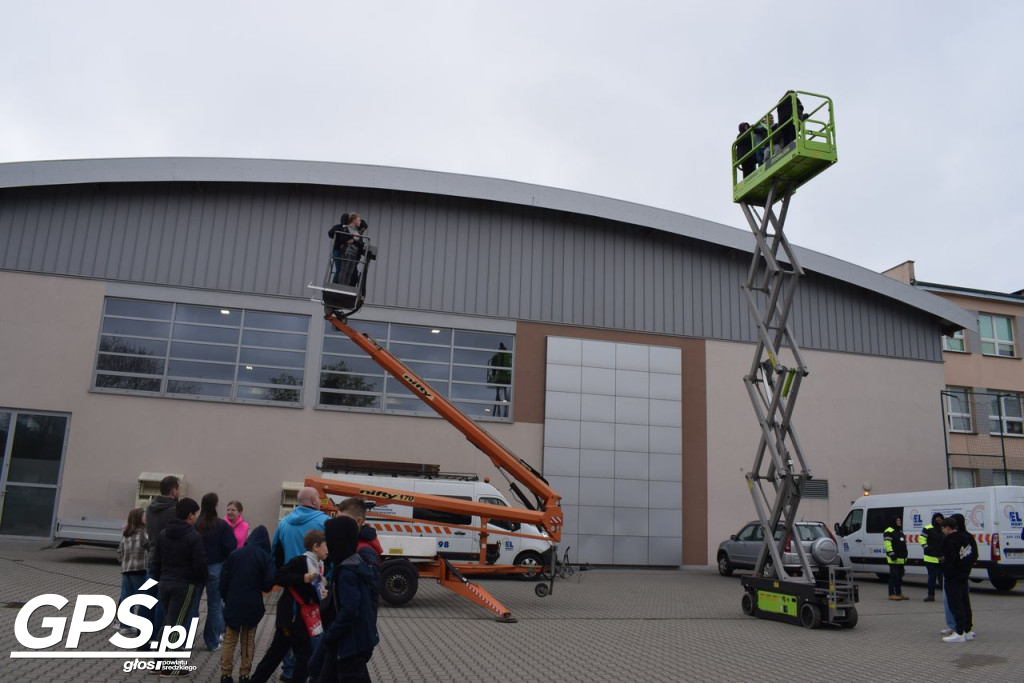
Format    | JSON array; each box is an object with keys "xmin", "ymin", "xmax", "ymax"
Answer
[{"xmin": 1, "ymin": 540, "xmax": 1021, "ymax": 682}]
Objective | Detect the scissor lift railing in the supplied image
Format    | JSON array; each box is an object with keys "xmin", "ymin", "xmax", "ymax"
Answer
[
  {"xmin": 733, "ymin": 92, "xmax": 856, "ymax": 629},
  {"xmin": 732, "ymin": 91, "xmax": 837, "ymax": 205}
]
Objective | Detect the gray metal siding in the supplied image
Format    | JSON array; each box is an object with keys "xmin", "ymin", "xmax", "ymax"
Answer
[{"xmin": 0, "ymin": 182, "xmax": 942, "ymax": 361}]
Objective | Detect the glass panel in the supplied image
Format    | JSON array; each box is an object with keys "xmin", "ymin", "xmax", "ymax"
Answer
[
  {"xmin": 384, "ymin": 396, "xmax": 437, "ymax": 414},
  {"xmin": 102, "ymin": 318, "xmax": 170, "ymax": 338},
  {"xmin": 390, "ymin": 324, "xmax": 451, "ymax": 345},
  {"xmin": 8, "ymin": 414, "xmax": 67, "ymax": 484},
  {"xmin": 176, "ymin": 305, "xmax": 241, "ymax": 326},
  {"xmin": 454, "ymin": 330, "xmax": 513, "ymax": 350},
  {"xmin": 96, "ymin": 354, "xmax": 165, "ymax": 376},
  {"xmin": 1005, "ymin": 397, "xmax": 1023, "ymax": 419},
  {"xmin": 237, "ymin": 385, "xmax": 300, "ymax": 403},
  {"xmin": 237, "ymin": 366, "xmax": 304, "ymax": 385},
  {"xmin": 166, "ymin": 380, "xmax": 232, "ymax": 398},
  {"xmin": 242, "ymin": 329, "xmax": 307, "ymax": 350},
  {"xmin": 105, "ymin": 299, "xmax": 173, "ymax": 320},
  {"xmin": 170, "ymin": 341, "xmax": 237, "ymax": 363},
  {"xmin": 452, "ymin": 365, "xmax": 501, "ymax": 384},
  {"xmin": 979, "ymin": 315, "xmax": 993, "ymax": 339},
  {"xmin": 387, "ymin": 377, "xmax": 448, "ymax": 398},
  {"xmin": 0, "ymin": 412, "xmax": 9, "ymax": 473},
  {"xmin": 0, "ymin": 486, "xmax": 58, "ymax": 537},
  {"xmin": 454, "ymin": 401, "xmax": 508, "ymax": 419},
  {"xmin": 453, "ymin": 348, "xmax": 511, "ymax": 366},
  {"xmin": 402, "ymin": 361, "xmax": 450, "ymax": 381},
  {"xmin": 95, "ymin": 374, "xmax": 161, "ymax": 392},
  {"xmin": 993, "ymin": 316, "xmax": 1013, "ymax": 341},
  {"xmin": 389, "ymin": 342, "xmax": 450, "ymax": 363},
  {"xmin": 99, "ymin": 335, "xmax": 168, "ymax": 356},
  {"xmin": 323, "ymin": 319, "xmax": 388, "ymax": 339},
  {"xmin": 245, "ymin": 311, "xmax": 309, "ymax": 333},
  {"xmin": 981, "ymin": 341, "xmax": 996, "ymax": 355},
  {"xmin": 173, "ymin": 323, "xmax": 241, "ymax": 345},
  {"xmin": 320, "ymin": 373, "xmax": 384, "ymax": 393},
  {"xmin": 320, "ymin": 355, "xmax": 384, "ymax": 375},
  {"xmin": 450, "ymin": 382, "xmax": 508, "ymax": 401},
  {"xmin": 319, "ymin": 392, "xmax": 380, "ymax": 409},
  {"xmin": 322, "ymin": 336, "xmax": 363, "ymax": 355},
  {"xmin": 168, "ymin": 360, "xmax": 236, "ymax": 381},
  {"xmin": 239, "ymin": 348, "xmax": 305, "ymax": 368}
]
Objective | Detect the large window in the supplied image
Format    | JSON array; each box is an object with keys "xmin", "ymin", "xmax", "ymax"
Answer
[
  {"xmin": 93, "ymin": 298, "xmax": 309, "ymax": 406},
  {"xmin": 988, "ymin": 391, "xmax": 1024, "ymax": 437},
  {"xmin": 979, "ymin": 314, "xmax": 1016, "ymax": 357},
  {"xmin": 942, "ymin": 329, "xmax": 966, "ymax": 353},
  {"xmin": 944, "ymin": 387, "xmax": 974, "ymax": 433},
  {"xmin": 318, "ymin": 320, "xmax": 514, "ymax": 421}
]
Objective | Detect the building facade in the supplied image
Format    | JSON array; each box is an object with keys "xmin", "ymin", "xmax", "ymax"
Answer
[
  {"xmin": 885, "ymin": 261, "xmax": 1024, "ymax": 488},
  {"xmin": 0, "ymin": 159, "xmax": 973, "ymax": 566}
]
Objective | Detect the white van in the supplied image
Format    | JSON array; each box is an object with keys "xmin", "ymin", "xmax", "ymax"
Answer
[
  {"xmin": 833, "ymin": 486, "xmax": 1024, "ymax": 591},
  {"xmin": 321, "ymin": 472, "xmax": 554, "ymax": 569}
]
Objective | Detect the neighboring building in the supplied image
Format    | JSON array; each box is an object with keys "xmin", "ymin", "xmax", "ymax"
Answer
[
  {"xmin": 0, "ymin": 158, "xmax": 973, "ymax": 567},
  {"xmin": 885, "ymin": 261, "xmax": 1024, "ymax": 488}
]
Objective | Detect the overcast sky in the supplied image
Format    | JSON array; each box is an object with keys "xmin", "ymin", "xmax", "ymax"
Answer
[{"xmin": 3, "ymin": 2, "xmax": 1021, "ymax": 292}]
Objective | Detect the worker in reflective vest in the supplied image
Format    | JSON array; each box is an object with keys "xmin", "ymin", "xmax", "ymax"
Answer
[
  {"xmin": 884, "ymin": 516, "xmax": 909, "ymax": 600},
  {"xmin": 920, "ymin": 512, "xmax": 945, "ymax": 601}
]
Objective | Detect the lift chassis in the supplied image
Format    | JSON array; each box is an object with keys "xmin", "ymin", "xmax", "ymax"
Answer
[{"xmin": 732, "ymin": 92, "xmax": 857, "ymax": 628}]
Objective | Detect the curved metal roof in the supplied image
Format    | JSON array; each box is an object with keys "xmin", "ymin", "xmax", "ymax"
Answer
[{"xmin": 0, "ymin": 157, "xmax": 973, "ymax": 331}]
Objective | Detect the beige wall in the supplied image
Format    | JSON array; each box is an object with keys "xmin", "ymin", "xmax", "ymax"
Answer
[
  {"xmin": 0, "ymin": 271, "xmax": 543, "ymax": 532},
  {"xmin": 704, "ymin": 340, "xmax": 948, "ymax": 563},
  {"xmin": 935, "ymin": 292, "xmax": 1024, "ymax": 390}
]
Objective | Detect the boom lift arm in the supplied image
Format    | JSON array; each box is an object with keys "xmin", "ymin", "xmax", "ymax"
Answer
[{"xmin": 307, "ymin": 251, "xmax": 563, "ymax": 621}]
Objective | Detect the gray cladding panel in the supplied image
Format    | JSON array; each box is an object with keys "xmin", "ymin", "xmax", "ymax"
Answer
[{"xmin": 0, "ymin": 182, "xmax": 941, "ymax": 361}]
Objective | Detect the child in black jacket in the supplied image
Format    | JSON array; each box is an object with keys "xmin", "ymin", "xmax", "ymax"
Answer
[
  {"xmin": 249, "ymin": 529, "xmax": 328, "ymax": 683},
  {"xmin": 152, "ymin": 498, "xmax": 207, "ymax": 652},
  {"xmin": 940, "ymin": 516, "xmax": 977, "ymax": 642},
  {"xmin": 219, "ymin": 525, "xmax": 276, "ymax": 683}
]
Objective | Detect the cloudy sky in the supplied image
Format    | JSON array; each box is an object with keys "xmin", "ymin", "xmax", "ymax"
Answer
[{"xmin": 3, "ymin": 2, "xmax": 1021, "ymax": 292}]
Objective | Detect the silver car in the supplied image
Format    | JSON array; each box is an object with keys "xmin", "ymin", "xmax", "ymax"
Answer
[{"xmin": 717, "ymin": 521, "xmax": 840, "ymax": 577}]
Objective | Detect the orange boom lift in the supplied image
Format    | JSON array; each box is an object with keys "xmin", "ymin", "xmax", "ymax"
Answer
[{"xmin": 307, "ymin": 243, "xmax": 563, "ymax": 622}]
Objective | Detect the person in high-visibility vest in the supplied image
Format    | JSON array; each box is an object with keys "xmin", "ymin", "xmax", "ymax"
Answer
[
  {"xmin": 883, "ymin": 516, "xmax": 909, "ymax": 600},
  {"xmin": 919, "ymin": 512, "xmax": 945, "ymax": 602}
]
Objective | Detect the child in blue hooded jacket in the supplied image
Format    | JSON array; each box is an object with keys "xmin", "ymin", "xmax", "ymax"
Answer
[{"xmin": 219, "ymin": 525, "xmax": 275, "ymax": 683}]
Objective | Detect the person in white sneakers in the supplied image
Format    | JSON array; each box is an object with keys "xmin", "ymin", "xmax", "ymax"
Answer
[{"xmin": 940, "ymin": 516, "xmax": 976, "ymax": 642}]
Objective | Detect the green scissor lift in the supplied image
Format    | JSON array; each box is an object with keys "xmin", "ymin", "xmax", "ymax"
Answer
[{"xmin": 732, "ymin": 92, "xmax": 857, "ymax": 629}]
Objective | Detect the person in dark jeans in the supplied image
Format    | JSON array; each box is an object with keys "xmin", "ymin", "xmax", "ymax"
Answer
[
  {"xmin": 920, "ymin": 512, "xmax": 945, "ymax": 601},
  {"xmin": 883, "ymin": 516, "xmax": 909, "ymax": 600},
  {"xmin": 152, "ymin": 498, "xmax": 207, "ymax": 668},
  {"xmin": 940, "ymin": 516, "xmax": 977, "ymax": 642}
]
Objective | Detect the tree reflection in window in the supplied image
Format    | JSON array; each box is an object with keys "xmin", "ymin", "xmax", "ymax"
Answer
[{"xmin": 319, "ymin": 360, "xmax": 378, "ymax": 407}]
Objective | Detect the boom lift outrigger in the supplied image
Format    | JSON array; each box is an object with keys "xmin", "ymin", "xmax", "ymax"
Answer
[
  {"xmin": 731, "ymin": 91, "xmax": 857, "ymax": 628},
  {"xmin": 307, "ymin": 241, "xmax": 563, "ymax": 622}
]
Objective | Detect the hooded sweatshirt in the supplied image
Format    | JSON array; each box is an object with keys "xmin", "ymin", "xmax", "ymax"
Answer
[
  {"xmin": 308, "ymin": 516, "xmax": 380, "ymax": 677},
  {"xmin": 153, "ymin": 516, "xmax": 207, "ymax": 585},
  {"xmin": 271, "ymin": 505, "xmax": 329, "ymax": 568},
  {"xmin": 226, "ymin": 515, "xmax": 249, "ymax": 549},
  {"xmin": 220, "ymin": 525, "xmax": 276, "ymax": 629},
  {"xmin": 145, "ymin": 495, "xmax": 178, "ymax": 567}
]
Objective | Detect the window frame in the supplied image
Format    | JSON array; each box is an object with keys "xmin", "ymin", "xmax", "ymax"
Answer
[
  {"xmin": 317, "ymin": 320, "xmax": 515, "ymax": 422},
  {"xmin": 942, "ymin": 329, "xmax": 967, "ymax": 353},
  {"xmin": 92, "ymin": 297, "xmax": 309, "ymax": 407},
  {"xmin": 943, "ymin": 387, "xmax": 974, "ymax": 434},
  {"xmin": 978, "ymin": 314, "xmax": 1016, "ymax": 357},
  {"xmin": 987, "ymin": 391, "xmax": 1024, "ymax": 437}
]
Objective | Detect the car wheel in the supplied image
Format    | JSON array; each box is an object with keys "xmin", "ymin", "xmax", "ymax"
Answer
[
  {"xmin": 514, "ymin": 550, "xmax": 545, "ymax": 581},
  {"xmin": 988, "ymin": 571, "xmax": 1017, "ymax": 592},
  {"xmin": 839, "ymin": 605, "xmax": 858, "ymax": 629},
  {"xmin": 799, "ymin": 602, "xmax": 822, "ymax": 629},
  {"xmin": 717, "ymin": 553, "xmax": 734, "ymax": 577},
  {"xmin": 380, "ymin": 559, "xmax": 419, "ymax": 606},
  {"xmin": 741, "ymin": 591, "xmax": 756, "ymax": 616}
]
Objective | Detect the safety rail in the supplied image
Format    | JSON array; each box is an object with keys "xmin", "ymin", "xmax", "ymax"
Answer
[{"xmin": 731, "ymin": 91, "xmax": 837, "ymax": 204}]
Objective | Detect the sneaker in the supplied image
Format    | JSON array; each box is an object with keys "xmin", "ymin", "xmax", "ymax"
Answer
[
  {"xmin": 888, "ymin": 595, "xmax": 901, "ymax": 601},
  {"xmin": 940, "ymin": 628, "xmax": 954, "ymax": 636},
  {"xmin": 208, "ymin": 643, "xmax": 221, "ymax": 652},
  {"xmin": 965, "ymin": 631, "xmax": 976, "ymax": 641},
  {"xmin": 923, "ymin": 595, "xmax": 935, "ymax": 602},
  {"xmin": 899, "ymin": 595, "xmax": 910, "ymax": 600},
  {"xmin": 942, "ymin": 633, "xmax": 966, "ymax": 643}
]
